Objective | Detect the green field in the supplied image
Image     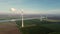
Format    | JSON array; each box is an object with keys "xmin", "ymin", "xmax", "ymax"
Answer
[{"xmin": 15, "ymin": 19, "xmax": 60, "ymax": 34}]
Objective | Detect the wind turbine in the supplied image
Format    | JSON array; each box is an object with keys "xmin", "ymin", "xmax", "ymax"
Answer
[
  {"xmin": 21, "ymin": 9, "xmax": 24, "ymax": 27},
  {"xmin": 10, "ymin": 8, "xmax": 24, "ymax": 27}
]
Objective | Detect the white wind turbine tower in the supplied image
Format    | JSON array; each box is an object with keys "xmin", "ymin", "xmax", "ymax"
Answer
[
  {"xmin": 10, "ymin": 8, "xmax": 24, "ymax": 27},
  {"xmin": 21, "ymin": 9, "xmax": 24, "ymax": 27}
]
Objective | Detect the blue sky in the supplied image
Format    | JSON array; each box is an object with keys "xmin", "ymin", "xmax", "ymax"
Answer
[{"xmin": 0, "ymin": 0, "xmax": 60, "ymax": 14}]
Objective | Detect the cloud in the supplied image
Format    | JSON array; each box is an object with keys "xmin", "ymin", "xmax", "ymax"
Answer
[
  {"xmin": 44, "ymin": 9, "xmax": 60, "ymax": 14},
  {"xmin": 20, "ymin": 9, "xmax": 40, "ymax": 14},
  {"xmin": 13, "ymin": 9, "xmax": 60, "ymax": 14},
  {"xmin": 9, "ymin": 8, "xmax": 60, "ymax": 14}
]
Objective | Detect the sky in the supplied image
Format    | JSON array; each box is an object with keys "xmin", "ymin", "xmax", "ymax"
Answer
[{"xmin": 0, "ymin": 0, "xmax": 60, "ymax": 14}]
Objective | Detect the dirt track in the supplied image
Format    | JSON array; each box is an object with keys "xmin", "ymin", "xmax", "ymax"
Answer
[{"xmin": 0, "ymin": 22, "xmax": 21, "ymax": 34}]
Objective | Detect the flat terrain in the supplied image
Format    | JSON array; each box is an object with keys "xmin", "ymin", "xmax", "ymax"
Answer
[
  {"xmin": 16, "ymin": 19, "xmax": 60, "ymax": 34},
  {"xmin": 0, "ymin": 21, "xmax": 20, "ymax": 34}
]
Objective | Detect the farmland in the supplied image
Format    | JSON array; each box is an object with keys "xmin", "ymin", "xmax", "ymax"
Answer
[
  {"xmin": 15, "ymin": 19, "xmax": 60, "ymax": 34},
  {"xmin": 0, "ymin": 21, "xmax": 20, "ymax": 34}
]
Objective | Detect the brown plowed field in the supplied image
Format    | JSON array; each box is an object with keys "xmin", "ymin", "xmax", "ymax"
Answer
[{"xmin": 0, "ymin": 22, "xmax": 21, "ymax": 34}]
